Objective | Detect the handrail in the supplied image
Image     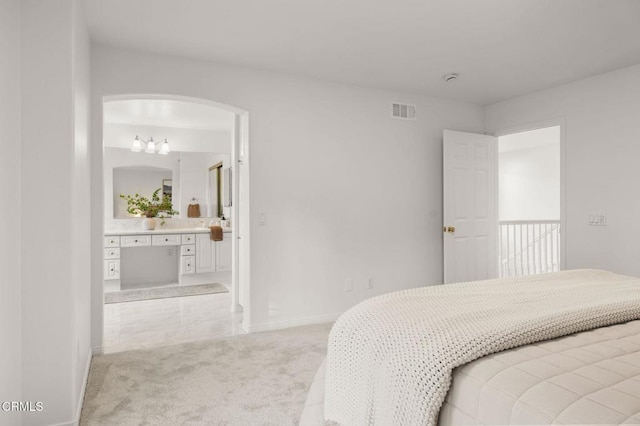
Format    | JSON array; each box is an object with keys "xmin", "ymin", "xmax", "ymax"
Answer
[{"xmin": 499, "ymin": 220, "xmax": 560, "ymax": 225}]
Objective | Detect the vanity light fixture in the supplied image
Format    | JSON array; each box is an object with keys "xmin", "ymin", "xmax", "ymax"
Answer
[{"xmin": 131, "ymin": 136, "xmax": 170, "ymax": 155}]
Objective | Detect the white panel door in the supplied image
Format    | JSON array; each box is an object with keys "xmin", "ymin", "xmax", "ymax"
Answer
[{"xmin": 443, "ymin": 130, "xmax": 497, "ymax": 284}]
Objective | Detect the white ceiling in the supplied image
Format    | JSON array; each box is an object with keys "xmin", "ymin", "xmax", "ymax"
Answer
[
  {"xmin": 84, "ymin": 0, "xmax": 640, "ymax": 105},
  {"xmin": 104, "ymin": 99, "xmax": 235, "ymax": 131}
]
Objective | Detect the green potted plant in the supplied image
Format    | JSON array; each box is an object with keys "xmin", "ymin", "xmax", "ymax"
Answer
[{"xmin": 120, "ymin": 188, "xmax": 179, "ymax": 230}]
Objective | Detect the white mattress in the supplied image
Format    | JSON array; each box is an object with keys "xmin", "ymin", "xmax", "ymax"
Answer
[{"xmin": 301, "ymin": 319, "xmax": 640, "ymax": 425}]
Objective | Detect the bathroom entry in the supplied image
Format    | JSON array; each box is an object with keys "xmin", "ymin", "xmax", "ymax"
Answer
[{"xmin": 100, "ymin": 95, "xmax": 250, "ymax": 353}]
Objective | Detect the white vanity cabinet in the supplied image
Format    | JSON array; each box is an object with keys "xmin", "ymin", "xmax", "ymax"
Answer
[
  {"xmin": 216, "ymin": 237, "xmax": 232, "ymax": 272},
  {"xmin": 195, "ymin": 233, "xmax": 216, "ymax": 273},
  {"xmin": 104, "ymin": 229, "xmax": 231, "ymax": 291},
  {"xmin": 104, "ymin": 259, "xmax": 120, "ymax": 280},
  {"xmin": 103, "ymin": 237, "xmax": 120, "ymax": 281},
  {"xmin": 181, "ymin": 234, "xmax": 196, "ymax": 244},
  {"xmin": 105, "ymin": 236, "xmax": 120, "ymax": 248},
  {"xmin": 180, "ymin": 233, "xmax": 196, "ymax": 275},
  {"xmin": 181, "ymin": 255, "xmax": 195, "ymax": 275},
  {"xmin": 121, "ymin": 235, "xmax": 151, "ymax": 247},
  {"xmin": 195, "ymin": 233, "xmax": 232, "ymax": 273},
  {"xmin": 152, "ymin": 234, "xmax": 181, "ymax": 246}
]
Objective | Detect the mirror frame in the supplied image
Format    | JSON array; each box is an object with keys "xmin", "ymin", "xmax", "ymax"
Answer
[
  {"xmin": 162, "ymin": 179, "xmax": 173, "ymax": 201},
  {"xmin": 209, "ymin": 161, "xmax": 223, "ymax": 218}
]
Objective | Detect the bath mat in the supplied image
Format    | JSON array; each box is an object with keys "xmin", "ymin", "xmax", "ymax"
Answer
[{"xmin": 105, "ymin": 283, "xmax": 228, "ymax": 304}]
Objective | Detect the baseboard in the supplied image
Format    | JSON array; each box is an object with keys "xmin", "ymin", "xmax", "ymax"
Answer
[
  {"xmin": 48, "ymin": 419, "xmax": 76, "ymax": 426},
  {"xmin": 74, "ymin": 349, "xmax": 93, "ymax": 425},
  {"xmin": 246, "ymin": 312, "xmax": 341, "ymax": 333}
]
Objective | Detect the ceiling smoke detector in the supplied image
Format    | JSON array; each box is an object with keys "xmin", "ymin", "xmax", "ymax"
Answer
[{"xmin": 444, "ymin": 73, "xmax": 458, "ymax": 82}]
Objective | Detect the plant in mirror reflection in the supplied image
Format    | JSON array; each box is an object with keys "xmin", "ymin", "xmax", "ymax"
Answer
[{"xmin": 120, "ymin": 188, "xmax": 179, "ymax": 225}]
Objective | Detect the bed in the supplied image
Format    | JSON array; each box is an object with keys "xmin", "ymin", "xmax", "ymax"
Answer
[{"xmin": 300, "ymin": 269, "xmax": 640, "ymax": 425}]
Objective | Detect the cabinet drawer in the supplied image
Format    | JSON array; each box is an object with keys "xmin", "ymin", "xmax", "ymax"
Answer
[
  {"xmin": 181, "ymin": 244, "xmax": 195, "ymax": 256},
  {"xmin": 181, "ymin": 255, "xmax": 195, "ymax": 275},
  {"xmin": 104, "ymin": 248, "xmax": 120, "ymax": 259},
  {"xmin": 152, "ymin": 234, "xmax": 181, "ymax": 246},
  {"xmin": 104, "ymin": 259, "xmax": 120, "ymax": 280},
  {"xmin": 120, "ymin": 235, "xmax": 151, "ymax": 247},
  {"xmin": 104, "ymin": 236, "xmax": 120, "ymax": 247},
  {"xmin": 181, "ymin": 234, "xmax": 196, "ymax": 244}
]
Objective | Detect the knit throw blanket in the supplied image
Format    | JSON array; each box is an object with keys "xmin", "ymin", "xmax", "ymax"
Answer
[{"xmin": 324, "ymin": 269, "xmax": 640, "ymax": 425}]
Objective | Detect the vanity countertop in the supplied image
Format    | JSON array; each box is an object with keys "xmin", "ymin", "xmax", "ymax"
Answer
[{"xmin": 105, "ymin": 227, "xmax": 232, "ymax": 236}]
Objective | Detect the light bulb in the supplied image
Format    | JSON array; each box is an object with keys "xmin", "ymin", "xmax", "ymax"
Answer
[
  {"xmin": 131, "ymin": 136, "xmax": 143, "ymax": 152},
  {"xmin": 145, "ymin": 137, "xmax": 156, "ymax": 153},
  {"xmin": 158, "ymin": 139, "xmax": 170, "ymax": 155}
]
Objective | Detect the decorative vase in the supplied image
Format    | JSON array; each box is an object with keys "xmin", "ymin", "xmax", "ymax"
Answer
[{"xmin": 141, "ymin": 217, "xmax": 157, "ymax": 230}]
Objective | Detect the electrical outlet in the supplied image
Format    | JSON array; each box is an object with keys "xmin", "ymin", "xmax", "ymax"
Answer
[
  {"xmin": 344, "ymin": 278, "xmax": 353, "ymax": 292},
  {"xmin": 167, "ymin": 248, "xmax": 174, "ymax": 257},
  {"xmin": 367, "ymin": 278, "xmax": 374, "ymax": 289}
]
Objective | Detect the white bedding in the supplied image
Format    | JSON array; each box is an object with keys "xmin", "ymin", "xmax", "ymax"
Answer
[
  {"xmin": 301, "ymin": 320, "xmax": 640, "ymax": 425},
  {"xmin": 441, "ymin": 319, "xmax": 640, "ymax": 424},
  {"xmin": 318, "ymin": 270, "xmax": 640, "ymax": 425}
]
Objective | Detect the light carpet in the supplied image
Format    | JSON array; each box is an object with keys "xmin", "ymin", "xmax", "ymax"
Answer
[
  {"xmin": 80, "ymin": 323, "xmax": 332, "ymax": 425},
  {"xmin": 104, "ymin": 283, "xmax": 228, "ymax": 304}
]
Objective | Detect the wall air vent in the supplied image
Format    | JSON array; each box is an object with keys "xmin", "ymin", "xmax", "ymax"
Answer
[{"xmin": 391, "ymin": 103, "xmax": 416, "ymax": 120}]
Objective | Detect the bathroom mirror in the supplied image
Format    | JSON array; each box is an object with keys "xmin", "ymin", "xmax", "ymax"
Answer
[
  {"xmin": 112, "ymin": 166, "xmax": 173, "ymax": 218},
  {"xmin": 104, "ymin": 147, "xmax": 230, "ymax": 219}
]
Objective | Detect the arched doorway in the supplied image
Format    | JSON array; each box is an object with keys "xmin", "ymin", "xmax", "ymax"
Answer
[{"xmin": 98, "ymin": 94, "xmax": 250, "ymax": 353}]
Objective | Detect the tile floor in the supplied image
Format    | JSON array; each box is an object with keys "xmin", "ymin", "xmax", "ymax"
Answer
[{"xmin": 103, "ymin": 284, "xmax": 245, "ymax": 354}]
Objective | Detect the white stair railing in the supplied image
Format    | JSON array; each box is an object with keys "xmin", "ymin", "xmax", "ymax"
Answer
[{"xmin": 498, "ymin": 220, "xmax": 561, "ymax": 278}]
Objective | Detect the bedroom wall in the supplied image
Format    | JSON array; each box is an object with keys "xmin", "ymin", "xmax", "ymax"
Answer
[
  {"xmin": 486, "ymin": 63, "xmax": 640, "ymax": 276},
  {"xmin": 89, "ymin": 44, "xmax": 485, "ymax": 338},
  {"xmin": 0, "ymin": 0, "xmax": 22, "ymax": 424},
  {"xmin": 20, "ymin": 0, "xmax": 92, "ymax": 424}
]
